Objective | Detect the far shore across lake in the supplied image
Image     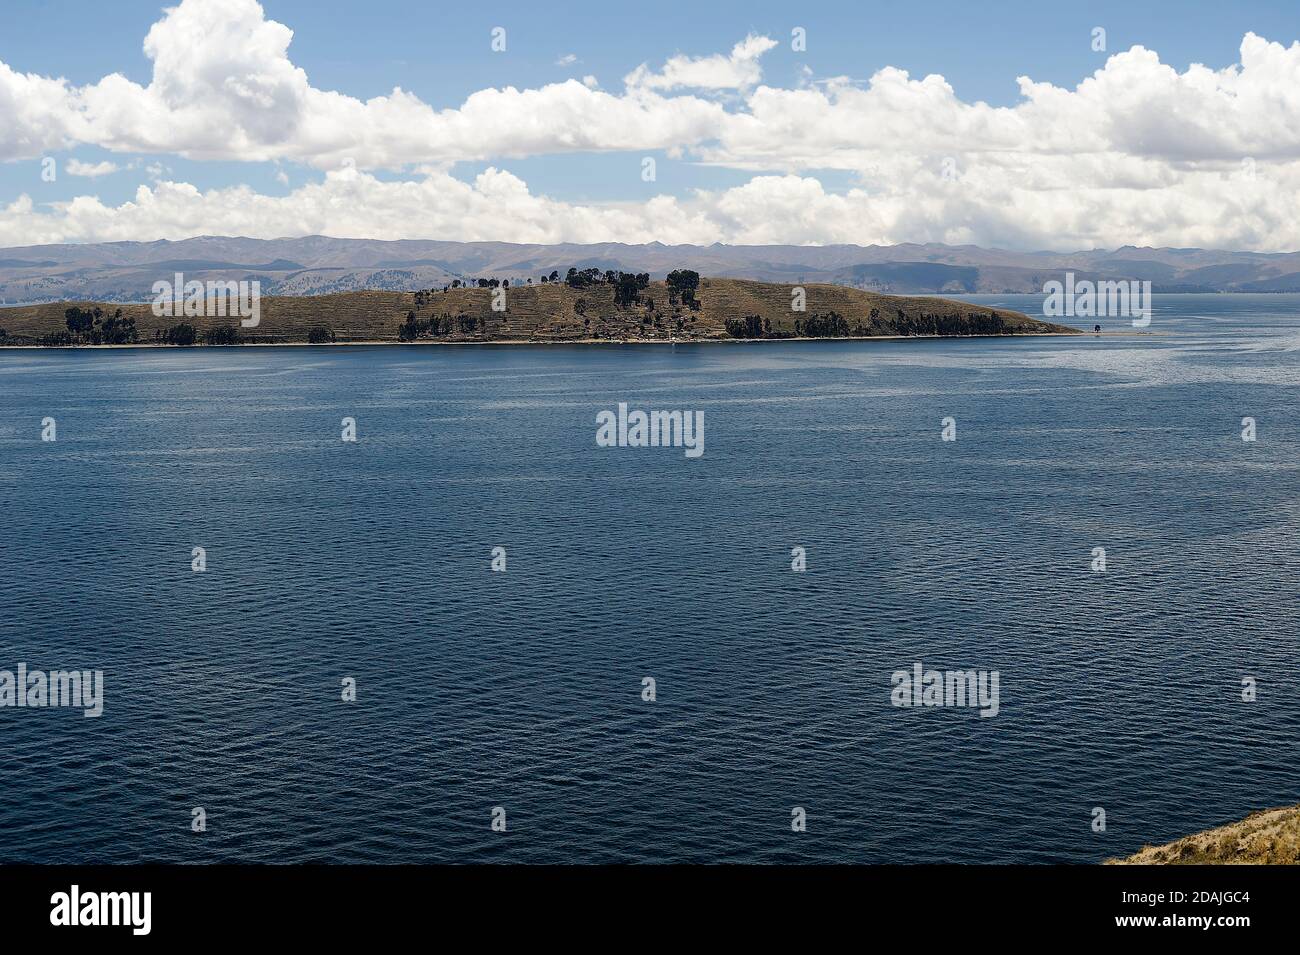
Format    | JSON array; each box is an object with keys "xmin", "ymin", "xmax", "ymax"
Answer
[
  {"xmin": 0, "ymin": 277, "xmax": 1084, "ymax": 348},
  {"xmin": 0, "ymin": 329, "xmax": 1177, "ymax": 350}
]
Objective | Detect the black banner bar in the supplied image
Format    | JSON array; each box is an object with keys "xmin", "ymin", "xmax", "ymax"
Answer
[{"xmin": 0, "ymin": 864, "xmax": 1280, "ymax": 941}]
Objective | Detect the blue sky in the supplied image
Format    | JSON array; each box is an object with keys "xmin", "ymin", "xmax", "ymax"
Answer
[
  {"xmin": 5, "ymin": 0, "xmax": 1293, "ymax": 102},
  {"xmin": 1, "ymin": 0, "xmax": 1298, "ymax": 250}
]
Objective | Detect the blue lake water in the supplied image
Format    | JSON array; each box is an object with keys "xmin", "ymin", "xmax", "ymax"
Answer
[{"xmin": 1, "ymin": 293, "xmax": 1297, "ymax": 863}]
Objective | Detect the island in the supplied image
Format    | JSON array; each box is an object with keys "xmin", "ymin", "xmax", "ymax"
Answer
[{"xmin": 0, "ymin": 270, "xmax": 1078, "ymax": 347}]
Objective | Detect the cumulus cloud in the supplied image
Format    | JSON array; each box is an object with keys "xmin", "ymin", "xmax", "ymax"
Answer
[
  {"xmin": 624, "ymin": 34, "xmax": 779, "ymax": 91},
  {"xmin": 3, "ymin": 0, "xmax": 1298, "ymax": 173},
  {"xmin": 2, "ymin": 0, "xmax": 1300, "ymax": 249},
  {"xmin": 3, "ymin": 162, "xmax": 1298, "ymax": 252},
  {"xmin": 0, "ymin": 168, "xmax": 705, "ymax": 247},
  {"xmin": 65, "ymin": 159, "xmax": 120, "ymax": 178},
  {"xmin": 0, "ymin": 0, "xmax": 726, "ymax": 170},
  {"xmin": 0, "ymin": 60, "xmax": 86, "ymax": 161}
]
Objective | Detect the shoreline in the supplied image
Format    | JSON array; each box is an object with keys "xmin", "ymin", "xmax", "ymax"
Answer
[{"xmin": 0, "ymin": 329, "xmax": 1168, "ymax": 351}]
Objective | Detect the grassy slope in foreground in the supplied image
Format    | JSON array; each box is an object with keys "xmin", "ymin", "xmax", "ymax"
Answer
[
  {"xmin": 1108, "ymin": 805, "xmax": 1300, "ymax": 865},
  {"xmin": 0, "ymin": 277, "xmax": 1077, "ymax": 345}
]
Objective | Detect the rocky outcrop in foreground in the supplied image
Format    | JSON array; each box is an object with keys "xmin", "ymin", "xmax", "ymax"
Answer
[{"xmin": 1108, "ymin": 805, "xmax": 1300, "ymax": 865}]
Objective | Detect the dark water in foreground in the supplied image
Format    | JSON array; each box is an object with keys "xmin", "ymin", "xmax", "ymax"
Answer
[{"xmin": 1, "ymin": 294, "xmax": 1297, "ymax": 863}]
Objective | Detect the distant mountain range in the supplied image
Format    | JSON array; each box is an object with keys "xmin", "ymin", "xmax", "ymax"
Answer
[{"xmin": 2, "ymin": 236, "xmax": 1300, "ymax": 305}]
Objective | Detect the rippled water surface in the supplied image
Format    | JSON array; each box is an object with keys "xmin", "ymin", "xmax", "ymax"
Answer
[{"xmin": 1, "ymin": 294, "xmax": 1297, "ymax": 863}]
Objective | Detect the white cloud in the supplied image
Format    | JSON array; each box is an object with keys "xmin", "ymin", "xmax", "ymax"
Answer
[
  {"xmin": 2, "ymin": 0, "xmax": 1300, "ymax": 249},
  {"xmin": 3, "ymin": 161, "xmax": 1299, "ymax": 252},
  {"xmin": 3, "ymin": 1, "xmax": 1299, "ymax": 173},
  {"xmin": 624, "ymin": 34, "xmax": 779, "ymax": 91},
  {"xmin": 555, "ymin": 54, "xmax": 577, "ymax": 67},
  {"xmin": 0, "ymin": 0, "xmax": 726, "ymax": 170},
  {"xmin": 65, "ymin": 159, "xmax": 120, "ymax": 178},
  {"xmin": 0, "ymin": 168, "xmax": 705, "ymax": 247}
]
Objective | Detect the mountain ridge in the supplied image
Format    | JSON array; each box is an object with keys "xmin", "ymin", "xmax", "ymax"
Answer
[{"xmin": 1, "ymin": 237, "xmax": 1299, "ymax": 305}]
